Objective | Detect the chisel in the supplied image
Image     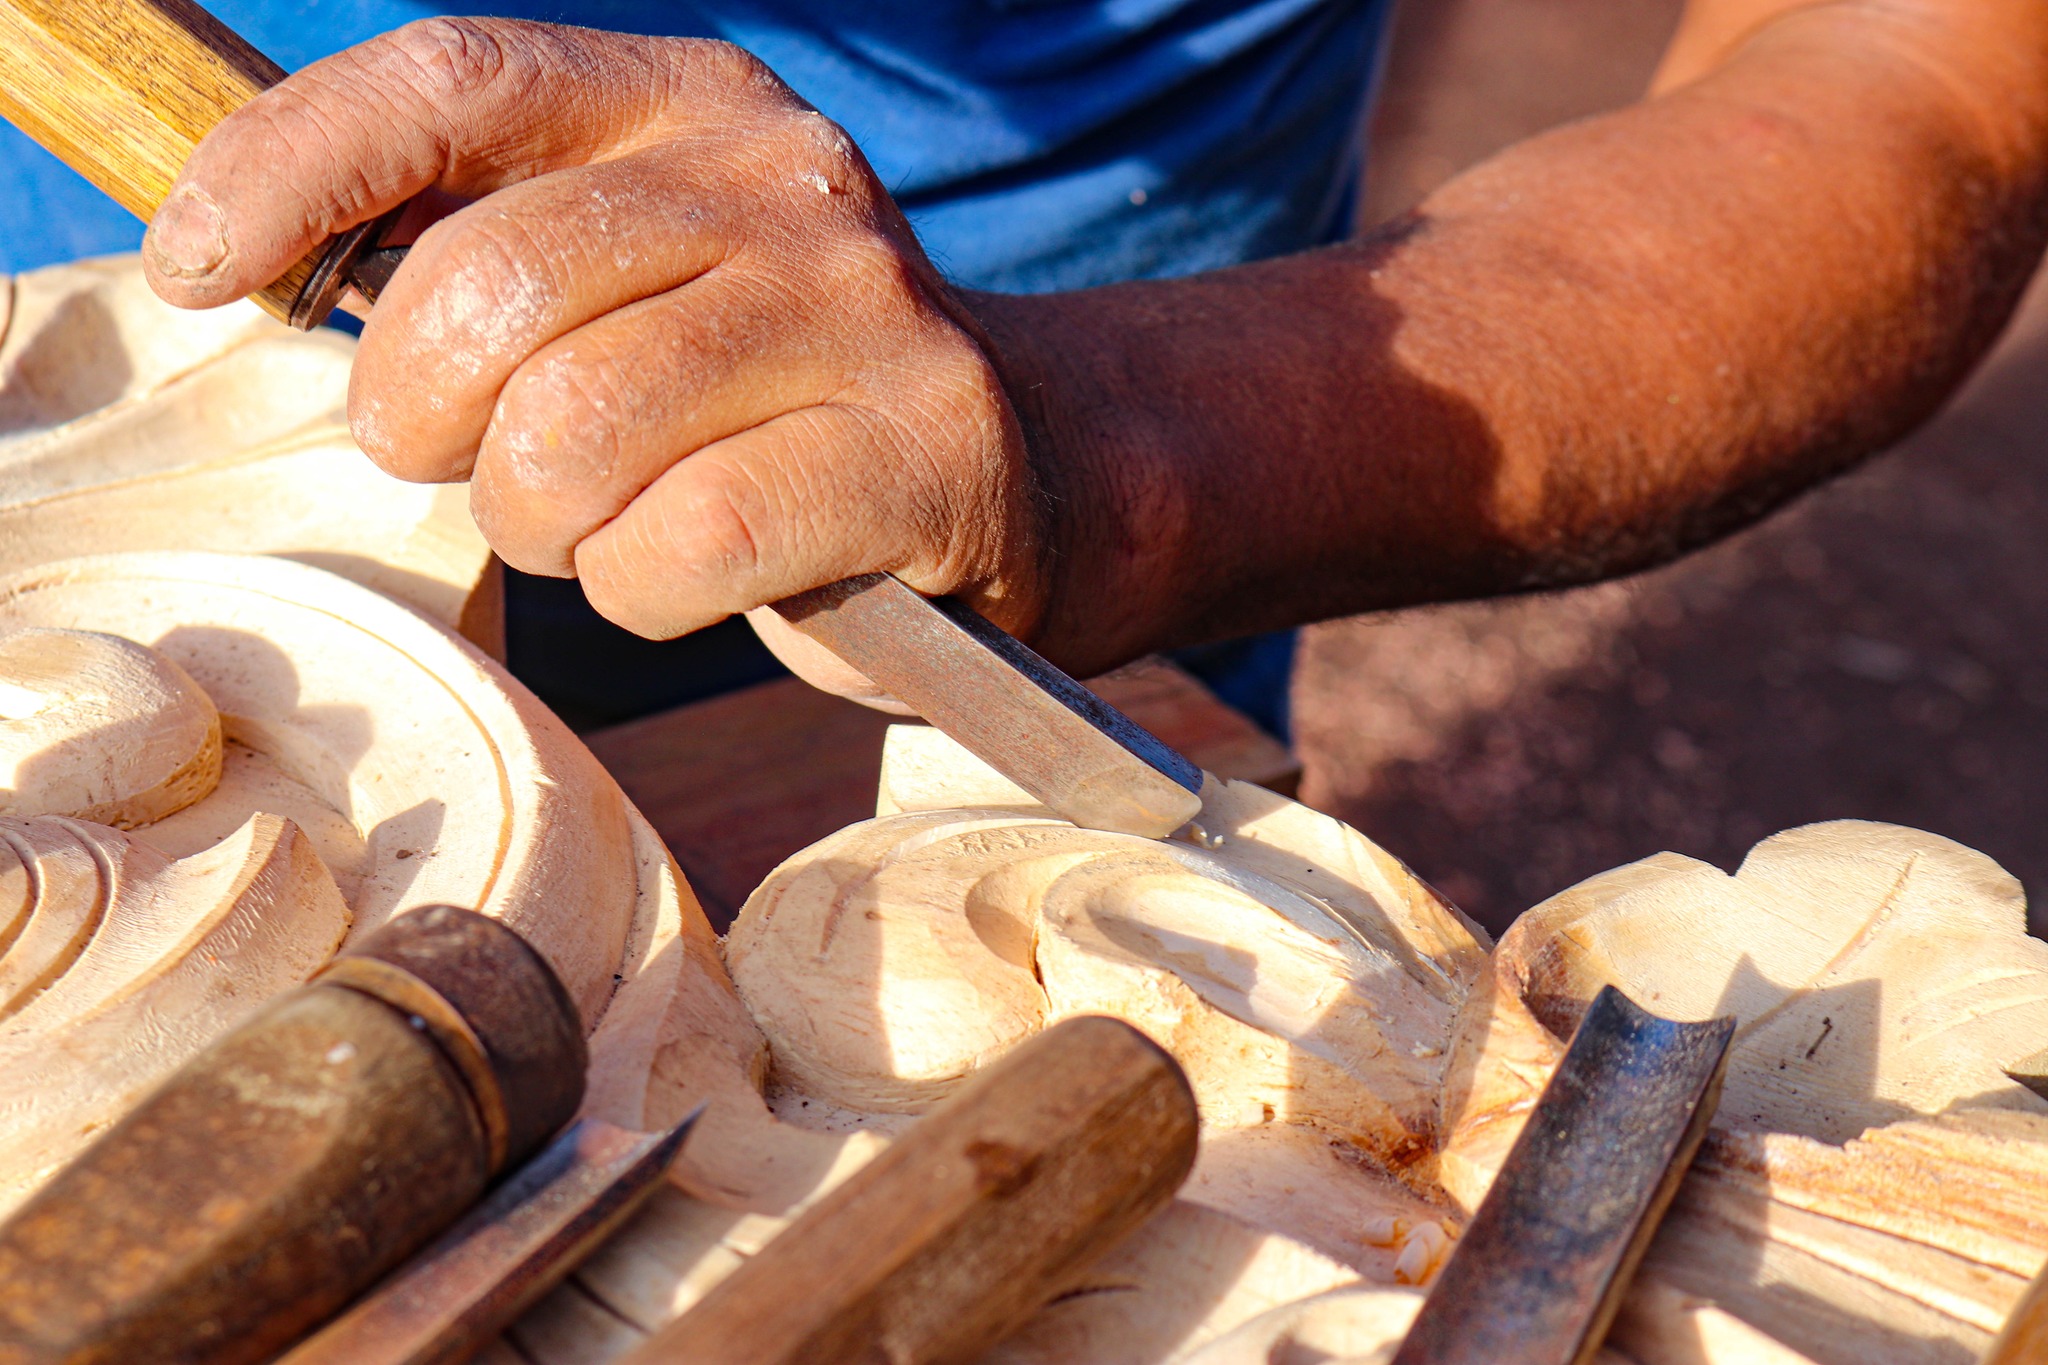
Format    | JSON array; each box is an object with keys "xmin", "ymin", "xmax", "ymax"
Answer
[
  {"xmin": 0, "ymin": 0, "xmax": 1209, "ymax": 840},
  {"xmin": 0, "ymin": 905, "xmax": 589, "ymax": 1365},
  {"xmin": 275, "ymin": 1111, "xmax": 701, "ymax": 1365}
]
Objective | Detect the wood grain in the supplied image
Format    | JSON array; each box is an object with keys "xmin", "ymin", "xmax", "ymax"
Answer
[
  {"xmin": 0, "ymin": 0, "xmax": 316, "ymax": 322},
  {"xmin": 617, "ymin": 1016, "xmax": 1198, "ymax": 1365}
]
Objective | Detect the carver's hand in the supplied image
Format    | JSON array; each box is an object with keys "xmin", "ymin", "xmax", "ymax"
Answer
[{"xmin": 142, "ymin": 18, "xmax": 1046, "ymax": 700}]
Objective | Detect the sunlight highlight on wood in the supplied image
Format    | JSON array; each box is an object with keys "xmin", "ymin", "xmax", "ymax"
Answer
[
  {"xmin": 0, "ymin": 625, "xmax": 220, "ymax": 827},
  {"xmin": 0, "ymin": 257, "xmax": 497, "ymax": 649},
  {"xmin": 0, "ymin": 551, "xmax": 685, "ymax": 1218},
  {"xmin": 535, "ymin": 735, "xmax": 2048, "ymax": 1365}
]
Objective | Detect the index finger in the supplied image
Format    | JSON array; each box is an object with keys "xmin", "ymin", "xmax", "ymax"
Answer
[{"xmin": 143, "ymin": 18, "xmax": 797, "ymax": 308}]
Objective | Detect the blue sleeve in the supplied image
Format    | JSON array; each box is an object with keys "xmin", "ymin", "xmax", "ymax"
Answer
[{"xmin": 0, "ymin": 0, "xmax": 1388, "ymax": 289}]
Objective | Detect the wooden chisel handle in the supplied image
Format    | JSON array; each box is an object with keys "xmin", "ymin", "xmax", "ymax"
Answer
[
  {"xmin": 0, "ymin": 0, "xmax": 370, "ymax": 327},
  {"xmin": 622, "ymin": 1016, "xmax": 1199, "ymax": 1365}
]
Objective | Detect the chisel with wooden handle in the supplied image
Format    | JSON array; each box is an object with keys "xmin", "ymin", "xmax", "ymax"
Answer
[
  {"xmin": 0, "ymin": 906, "xmax": 590, "ymax": 1365},
  {"xmin": 619, "ymin": 1014, "xmax": 1200, "ymax": 1365},
  {"xmin": 0, "ymin": 0, "xmax": 1209, "ymax": 841}
]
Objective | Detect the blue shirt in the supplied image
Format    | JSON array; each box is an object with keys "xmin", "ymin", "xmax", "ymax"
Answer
[{"xmin": 0, "ymin": 0, "xmax": 1392, "ymax": 292}]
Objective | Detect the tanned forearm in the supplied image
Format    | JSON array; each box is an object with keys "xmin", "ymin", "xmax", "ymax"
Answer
[{"xmin": 975, "ymin": 0, "xmax": 2048, "ymax": 676}]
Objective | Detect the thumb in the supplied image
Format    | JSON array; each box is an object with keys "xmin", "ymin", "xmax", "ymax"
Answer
[{"xmin": 144, "ymin": 20, "xmax": 786, "ymax": 308}]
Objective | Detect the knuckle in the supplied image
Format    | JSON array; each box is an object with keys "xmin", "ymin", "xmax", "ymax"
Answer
[
  {"xmin": 765, "ymin": 119, "xmax": 868, "ymax": 205},
  {"xmin": 407, "ymin": 213, "xmax": 566, "ymax": 352},
  {"xmin": 468, "ymin": 479, "xmax": 569, "ymax": 575},
  {"xmin": 347, "ymin": 390, "xmax": 457, "ymax": 481},
  {"xmin": 675, "ymin": 460, "xmax": 770, "ymax": 580},
  {"xmin": 576, "ymin": 543, "xmax": 673, "ymax": 639},
  {"xmin": 677, "ymin": 38, "xmax": 779, "ymax": 99},
  {"xmin": 764, "ymin": 107, "xmax": 857, "ymax": 167},
  {"xmin": 450, "ymin": 209, "xmax": 557, "ymax": 295},
  {"xmin": 383, "ymin": 17, "xmax": 510, "ymax": 100},
  {"xmin": 665, "ymin": 38, "xmax": 814, "ymax": 135},
  {"xmin": 807, "ymin": 231, "xmax": 919, "ymax": 312},
  {"xmin": 491, "ymin": 356, "xmax": 626, "ymax": 493}
]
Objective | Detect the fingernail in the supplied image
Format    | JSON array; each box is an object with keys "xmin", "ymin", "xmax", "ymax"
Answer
[{"xmin": 149, "ymin": 189, "xmax": 230, "ymax": 278}]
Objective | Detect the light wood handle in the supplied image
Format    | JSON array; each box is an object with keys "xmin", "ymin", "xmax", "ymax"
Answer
[
  {"xmin": 0, "ymin": 0, "xmax": 324, "ymax": 324},
  {"xmin": 625, "ymin": 1016, "xmax": 1199, "ymax": 1365}
]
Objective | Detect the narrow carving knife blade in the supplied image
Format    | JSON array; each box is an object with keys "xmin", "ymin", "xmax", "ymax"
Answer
[
  {"xmin": 275, "ymin": 1109, "xmax": 701, "ymax": 1365},
  {"xmin": 338, "ymin": 243, "xmax": 1208, "ymax": 838},
  {"xmin": 1391, "ymin": 986, "xmax": 1735, "ymax": 1365}
]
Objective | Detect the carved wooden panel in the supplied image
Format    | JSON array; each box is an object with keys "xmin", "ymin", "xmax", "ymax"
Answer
[{"xmin": 0, "ymin": 552, "xmax": 689, "ymax": 1213}]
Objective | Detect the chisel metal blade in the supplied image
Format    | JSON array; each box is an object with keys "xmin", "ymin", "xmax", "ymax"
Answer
[
  {"xmin": 772, "ymin": 573, "xmax": 1205, "ymax": 838},
  {"xmin": 276, "ymin": 1109, "xmax": 701, "ymax": 1365},
  {"xmin": 1391, "ymin": 986, "xmax": 1734, "ymax": 1365}
]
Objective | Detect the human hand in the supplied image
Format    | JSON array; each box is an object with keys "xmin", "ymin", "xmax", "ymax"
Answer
[{"xmin": 142, "ymin": 18, "xmax": 1047, "ymax": 701}]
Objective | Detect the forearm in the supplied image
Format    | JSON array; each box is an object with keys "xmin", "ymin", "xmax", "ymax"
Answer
[{"xmin": 975, "ymin": 0, "xmax": 2048, "ymax": 674}]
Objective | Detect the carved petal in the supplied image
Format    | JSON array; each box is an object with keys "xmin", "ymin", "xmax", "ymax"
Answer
[
  {"xmin": 0, "ymin": 626, "xmax": 220, "ymax": 827},
  {"xmin": 1448, "ymin": 821, "xmax": 2048, "ymax": 1364},
  {"xmin": 1494, "ymin": 820, "xmax": 2048, "ymax": 1143}
]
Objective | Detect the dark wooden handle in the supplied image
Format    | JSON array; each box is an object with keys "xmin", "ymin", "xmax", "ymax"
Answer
[
  {"xmin": 625, "ymin": 1016, "xmax": 1199, "ymax": 1365},
  {"xmin": 0, "ymin": 0, "xmax": 322, "ymax": 323}
]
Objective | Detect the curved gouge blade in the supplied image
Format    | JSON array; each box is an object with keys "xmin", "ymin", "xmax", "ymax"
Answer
[
  {"xmin": 277, "ymin": 1109, "xmax": 702, "ymax": 1365},
  {"xmin": 1392, "ymin": 986, "xmax": 1735, "ymax": 1365},
  {"xmin": 772, "ymin": 573, "xmax": 1204, "ymax": 838}
]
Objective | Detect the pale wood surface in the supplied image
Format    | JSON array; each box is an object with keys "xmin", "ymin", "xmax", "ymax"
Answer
[
  {"xmin": 0, "ymin": 256, "xmax": 500, "ymax": 652},
  {"xmin": 625, "ymin": 1018, "xmax": 1198, "ymax": 1365},
  {"xmin": 0, "ymin": 0, "xmax": 318, "ymax": 322},
  {"xmin": 0, "ymin": 811, "xmax": 347, "ymax": 1209},
  {"xmin": 0, "ymin": 552, "xmax": 684, "ymax": 1212},
  {"xmin": 524, "ymin": 741, "xmax": 1480, "ymax": 1365},
  {"xmin": 542, "ymin": 719, "xmax": 2048, "ymax": 1364},
  {"xmin": 1431, "ymin": 822, "xmax": 2048, "ymax": 1364},
  {"xmin": 584, "ymin": 657, "xmax": 1299, "ymax": 928},
  {"xmin": 0, "ymin": 625, "xmax": 221, "ymax": 827}
]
